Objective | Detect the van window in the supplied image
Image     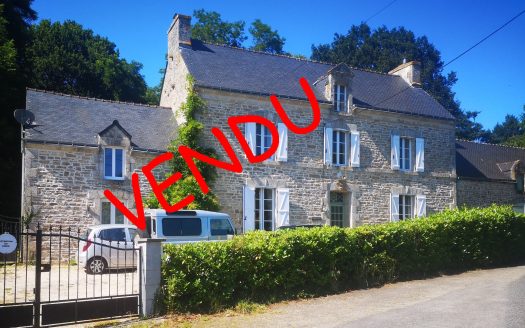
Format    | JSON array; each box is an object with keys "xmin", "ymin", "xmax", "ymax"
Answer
[
  {"xmin": 145, "ymin": 216, "xmax": 152, "ymax": 237},
  {"xmin": 210, "ymin": 218, "xmax": 234, "ymax": 236},
  {"xmin": 162, "ymin": 218, "xmax": 202, "ymax": 236},
  {"xmin": 99, "ymin": 228, "xmax": 127, "ymax": 242}
]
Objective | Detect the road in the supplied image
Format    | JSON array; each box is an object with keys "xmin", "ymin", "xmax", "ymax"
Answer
[{"xmin": 196, "ymin": 265, "xmax": 525, "ymax": 328}]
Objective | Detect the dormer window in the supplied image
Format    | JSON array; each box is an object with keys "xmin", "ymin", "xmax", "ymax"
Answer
[
  {"xmin": 104, "ymin": 147, "xmax": 125, "ymax": 180},
  {"xmin": 335, "ymin": 85, "xmax": 347, "ymax": 112}
]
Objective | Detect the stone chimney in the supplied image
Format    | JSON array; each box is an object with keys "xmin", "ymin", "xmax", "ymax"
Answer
[
  {"xmin": 388, "ymin": 60, "xmax": 421, "ymax": 87},
  {"xmin": 167, "ymin": 14, "xmax": 191, "ymax": 59}
]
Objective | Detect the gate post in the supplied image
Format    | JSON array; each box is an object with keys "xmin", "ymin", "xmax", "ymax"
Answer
[
  {"xmin": 137, "ymin": 238, "xmax": 165, "ymax": 317},
  {"xmin": 34, "ymin": 228, "xmax": 42, "ymax": 327}
]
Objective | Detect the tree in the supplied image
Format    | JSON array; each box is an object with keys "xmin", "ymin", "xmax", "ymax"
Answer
[
  {"xmin": 27, "ymin": 20, "xmax": 148, "ymax": 102},
  {"xmin": 489, "ymin": 114, "xmax": 523, "ymax": 144},
  {"xmin": 311, "ymin": 23, "xmax": 488, "ymax": 140},
  {"xmin": 249, "ymin": 19, "xmax": 286, "ymax": 54},
  {"xmin": 0, "ymin": 1, "xmax": 36, "ymax": 218},
  {"xmin": 192, "ymin": 9, "xmax": 246, "ymax": 47}
]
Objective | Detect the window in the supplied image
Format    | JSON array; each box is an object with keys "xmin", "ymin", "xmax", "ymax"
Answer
[
  {"xmin": 101, "ymin": 202, "xmax": 124, "ymax": 224},
  {"xmin": 255, "ymin": 124, "xmax": 273, "ymax": 157},
  {"xmin": 330, "ymin": 192, "xmax": 345, "ymax": 227},
  {"xmin": 104, "ymin": 148, "xmax": 125, "ymax": 180},
  {"xmin": 162, "ymin": 217, "xmax": 202, "ymax": 236},
  {"xmin": 255, "ymin": 188, "xmax": 274, "ymax": 231},
  {"xmin": 335, "ymin": 85, "xmax": 347, "ymax": 112},
  {"xmin": 332, "ymin": 131, "xmax": 347, "ymax": 166},
  {"xmin": 210, "ymin": 218, "xmax": 234, "ymax": 236},
  {"xmin": 399, "ymin": 195, "xmax": 414, "ymax": 220},
  {"xmin": 99, "ymin": 228, "xmax": 127, "ymax": 242},
  {"xmin": 399, "ymin": 137, "xmax": 412, "ymax": 171}
]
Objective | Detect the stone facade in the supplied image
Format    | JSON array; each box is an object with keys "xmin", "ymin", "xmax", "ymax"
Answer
[
  {"xmin": 457, "ymin": 179, "xmax": 523, "ymax": 208},
  {"xmin": 191, "ymin": 88, "xmax": 456, "ymax": 229},
  {"xmin": 23, "ymin": 143, "xmax": 170, "ymax": 231}
]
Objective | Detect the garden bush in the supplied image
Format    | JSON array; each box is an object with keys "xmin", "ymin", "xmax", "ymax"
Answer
[{"xmin": 160, "ymin": 205, "xmax": 525, "ymax": 312}]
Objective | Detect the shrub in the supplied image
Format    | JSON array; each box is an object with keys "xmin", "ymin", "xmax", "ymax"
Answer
[{"xmin": 161, "ymin": 205, "xmax": 525, "ymax": 312}]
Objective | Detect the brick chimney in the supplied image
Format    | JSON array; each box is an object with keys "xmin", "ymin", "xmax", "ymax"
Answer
[
  {"xmin": 167, "ymin": 14, "xmax": 191, "ymax": 59},
  {"xmin": 388, "ymin": 60, "xmax": 421, "ymax": 87}
]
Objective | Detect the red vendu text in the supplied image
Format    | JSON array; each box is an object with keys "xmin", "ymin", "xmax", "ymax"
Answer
[{"xmin": 103, "ymin": 77, "xmax": 321, "ymax": 230}]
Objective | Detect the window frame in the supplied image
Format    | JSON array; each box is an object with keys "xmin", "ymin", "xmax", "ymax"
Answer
[
  {"xmin": 255, "ymin": 188, "xmax": 275, "ymax": 231},
  {"xmin": 255, "ymin": 123, "xmax": 274, "ymax": 160},
  {"xmin": 329, "ymin": 192, "xmax": 346, "ymax": 227},
  {"xmin": 332, "ymin": 130, "xmax": 348, "ymax": 166},
  {"xmin": 399, "ymin": 195, "xmax": 414, "ymax": 220},
  {"xmin": 399, "ymin": 137, "xmax": 412, "ymax": 171},
  {"xmin": 101, "ymin": 201, "xmax": 125, "ymax": 225},
  {"xmin": 104, "ymin": 147, "xmax": 126, "ymax": 180},
  {"xmin": 335, "ymin": 84, "xmax": 347, "ymax": 112}
]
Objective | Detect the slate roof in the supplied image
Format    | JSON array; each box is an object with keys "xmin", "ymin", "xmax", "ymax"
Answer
[
  {"xmin": 180, "ymin": 40, "xmax": 454, "ymax": 120},
  {"xmin": 456, "ymin": 140, "xmax": 525, "ymax": 181},
  {"xmin": 25, "ymin": 89, "xmax": 177, "ymax": 152}
]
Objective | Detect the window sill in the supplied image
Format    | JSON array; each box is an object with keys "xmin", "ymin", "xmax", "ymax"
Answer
[{"xmin": 104, "ymin": 177, "xmax": 125, "ymax": 181}]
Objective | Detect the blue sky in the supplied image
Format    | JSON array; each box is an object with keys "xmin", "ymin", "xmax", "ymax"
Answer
[{"xmin": 32, "ymin": 0, "xmax": 525, "ymax": 130}]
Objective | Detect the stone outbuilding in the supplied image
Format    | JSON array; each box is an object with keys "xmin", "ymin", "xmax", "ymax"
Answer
[{"xmin": 456, "ymin": 140, "xmax": 525, "ymax": 211}]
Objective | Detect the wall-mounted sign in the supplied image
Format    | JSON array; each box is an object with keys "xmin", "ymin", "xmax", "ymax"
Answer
[{"xmin": 0, "ymin": 233, "xmax": 17, "ymax": 254}]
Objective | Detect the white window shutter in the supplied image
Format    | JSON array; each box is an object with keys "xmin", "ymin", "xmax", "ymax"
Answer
[
  {"xmin": 245, "ymin": 123, "xmax": 256, "ymax": 154},
  {"xmin": 324, "ymin": 127, "xmax": 333, "ymax": 165},
  {"xmin": 243, "ymin": 186, "xmax": 256, "ymax": 232},
  {"xmin": 415, "ymin": 138, "xmax": 425, "ymax": 172},
  {"xmin": 416, "ymin": 195, "xmax": 426, "ymax": 217},
  {"xmin": 276, "ymin": 188, "xmax": 290, "ymax": 228},
  {"xmin": 350, "ymin": 131, "xmax": 360, "ymax": 167},
  {"xmin": 391, "ymin": 193, "xmax": 400, "ymax": 222},
  {"xmin": 276, "ymin": 123, "xmax": 288, "ymax": 162},
  {"xmin": 391, "ymin": 135, "xmax": 400, "ymax": 170}
]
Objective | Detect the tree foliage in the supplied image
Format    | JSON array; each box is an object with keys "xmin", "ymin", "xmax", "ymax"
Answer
[
  {"xmin": 192, "ymin": 9, "xmax": 246, "ymax": 47},
  {"xmin": 191, "ymin": 9, "xmax": 287, "ymax": 54},
  {"xmin": 145, "ymin": 76, "xmax": 219, "ymax": 211},
  {"xmin": 0, "ymin": 0, "xmax": 36, "ymax": 217},
  {"xmin": 249, "ymin": 19, "xmax": 286, "ymax": 54},
  {"xmin": 311, "ymin": 23, "xmax": 488, "ymax": 140},
  {"xmin": 27, "ymin": 19, "xmax": 148, "ymax": 102}
]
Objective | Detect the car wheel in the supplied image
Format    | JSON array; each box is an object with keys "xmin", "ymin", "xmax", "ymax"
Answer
[{"xmin": 86, "ymin": 257, "xmax": 107, "ymax": 274}]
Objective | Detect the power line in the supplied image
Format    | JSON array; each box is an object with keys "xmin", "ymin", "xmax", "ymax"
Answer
[
  {"xmin": 443, "ymin": 8, "xmax": 525, "ymax": 68},
  {"xmin": 373, "ymin": 8, "xmax": 525, "ymax": 107},
  {"xmin": 364, "ymin": 0, "xmax": 399, "ymax": 24}
]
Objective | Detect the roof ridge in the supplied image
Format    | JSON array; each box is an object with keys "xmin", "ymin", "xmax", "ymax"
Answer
[
  {"xmin": 198, "ymin": 41, "xmax": 392, "ymax": 76},
  {"xmin": 457, "ymin": 139, "xmax": 525, "ymax": 150},
  {"xmin": 26, "ymin": 88, "xmax": 172, "ymax": 110}
]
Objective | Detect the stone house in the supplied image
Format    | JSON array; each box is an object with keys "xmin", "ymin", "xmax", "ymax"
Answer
[
  {"xmin": 22, "ymin": 13, "xmax": 458, "ymax": 233},
  {"xmin": 22, "ymin": 89, "xmax": 175, "ymax": 230},
  {"xmin": 456, "ymin": 140, "xmax": 525, "ymax": 210},
  {"xmin": 159, "ymin": 14, "xmax": 457, "ymax": 230}
]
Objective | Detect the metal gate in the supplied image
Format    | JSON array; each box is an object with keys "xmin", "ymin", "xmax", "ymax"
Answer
[{"xmin": 1, "ymin": 221, "xmax": 142, "ymax": 327}]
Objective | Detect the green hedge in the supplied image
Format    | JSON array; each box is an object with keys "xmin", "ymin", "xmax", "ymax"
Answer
[{"xmin": 161, "ymin": 205, "xmax": 525, "ymax": 312}]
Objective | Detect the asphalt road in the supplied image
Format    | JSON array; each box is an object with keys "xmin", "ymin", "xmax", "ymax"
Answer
[{"xmin": 199, "ymin": 265, "xmax": 525, "ymax": 328}]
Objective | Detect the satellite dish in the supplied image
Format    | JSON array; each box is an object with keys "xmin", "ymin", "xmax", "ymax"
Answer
[{"xmin": 13, "ymin": 109, "xmax": 36, "ymax": 128}]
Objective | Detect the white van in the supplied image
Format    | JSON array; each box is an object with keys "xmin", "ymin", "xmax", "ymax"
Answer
[{"xmin": 144, "ymin": 209, "xmax": 236, "ymax": 244}]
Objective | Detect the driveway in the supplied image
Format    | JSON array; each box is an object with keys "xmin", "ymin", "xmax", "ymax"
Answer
[
  {"xmin": 194, "ymin": 265, "xmax": 525, "ymax": 328},
  {"xmin": 1, "ymin": 264, "xmax": 138, "ymax": 304}
]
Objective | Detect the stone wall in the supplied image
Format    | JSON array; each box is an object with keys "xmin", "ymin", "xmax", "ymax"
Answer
[
  {"xmin": 23, "ymin": 143, "xmax": 170, "ymax": 261},
  {"xmin": 192, "ymin": 88, "xmax": 457, "ymax": 229},
  {"xmin": 457, "ymin": 179, "xmax": 524, "ymax": 208}
]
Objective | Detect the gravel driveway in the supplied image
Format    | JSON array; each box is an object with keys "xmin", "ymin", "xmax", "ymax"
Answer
[
  {"xmin": 192, "ymin": 265, "xmax": 525, "ymax": 328},
  {"xmin": 1, "ymin": 264, "xmax": 139, "ymax": 304}
]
